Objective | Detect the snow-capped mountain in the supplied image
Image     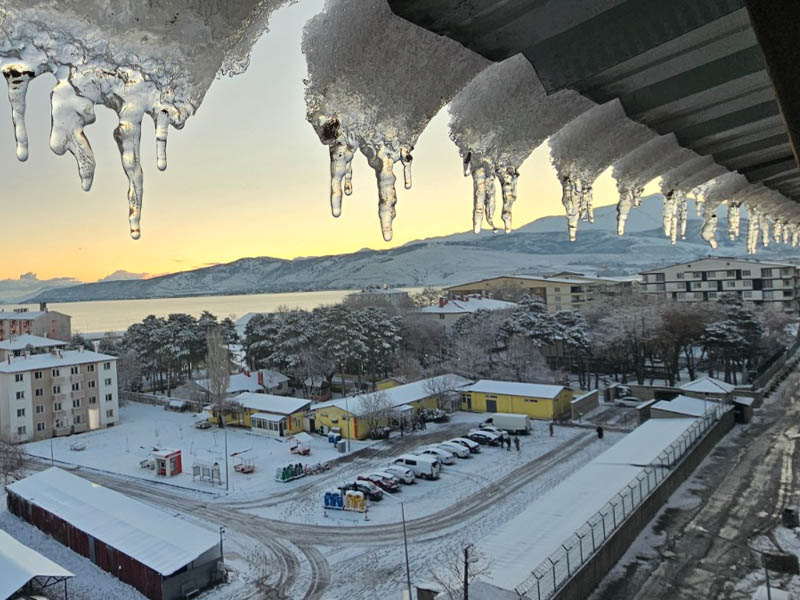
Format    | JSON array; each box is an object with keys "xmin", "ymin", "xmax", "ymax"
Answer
[{"xmin": 25, "ymin": 196, "xmax": 796, "ymax": 303}]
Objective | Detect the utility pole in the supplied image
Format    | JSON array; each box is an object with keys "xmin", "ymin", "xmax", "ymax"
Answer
[
  {"xmin": 345, "ymin": 393, "xmax": 351, "ymax": 452},
  {"xmin": 463, "ymin": 543, "xmax": 474, "ymax": 600},
  {"xmin": 401, "ymin": 502, "xmax": 412, "ymax": 599},
  {"xmin": 223, "ymin": 422, "xmax": 229, "ymax": 491}
]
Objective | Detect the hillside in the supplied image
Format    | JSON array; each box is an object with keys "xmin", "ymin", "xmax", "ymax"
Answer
[{"xmin": 25, "ymin": 196, "xmax": 795, "ymax": 303}]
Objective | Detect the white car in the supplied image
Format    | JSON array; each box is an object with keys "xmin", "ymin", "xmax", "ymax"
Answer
[
  {"xmin": 478, "ymin": 424, "xmax": 510, "ymax": 440},
  {"xmin": 419, "ymin": 446, "xmax": 456, "ymax": 465},
  {"xmin": 384, "ymin": 465, "xmax": 416, "ymax": 484},
  {"xmin": 436, "ymin": 441, "xmax": 470, "ymax": 458},
  {"xmin": 449, "ymin": 437, "xmax": 481, "ymax": 453},
  {"xmin": 467, "ymin": 429, "xmax": 503, "ymax": 445}
]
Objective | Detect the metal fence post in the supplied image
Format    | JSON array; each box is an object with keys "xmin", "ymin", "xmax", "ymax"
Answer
[
  {"xmin": 610, "ymin": 500, "xmax": 619, "ymax": 528},
  {"xmin": 576, "ymin": 531, "xmax": 587, "ymax": 563},
  {"xmin": 628, "ymin": 482, "xmax": 638, "ymax": 508},
  {"xmin": 588, "ymin": 520, "xmax": 597, "ymax": 551},
  {"xmin": 561, "ymin": 544, "xmax": 571, "ymax": 576},
  {"xmin": 547, "ymin": 557, "xmax": 558, "ymax": 591}
]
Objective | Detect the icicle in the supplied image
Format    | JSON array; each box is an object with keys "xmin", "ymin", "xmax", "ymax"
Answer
[
  {"xmin": 463, "ymin": 151, "xmax": 472, "ymax": 177},
  {"xmin": 783, "ymin": 224, "xmax": 791, "ymax": 245},
  {"xmin": 760, "ymin": 215, "xmax": 770, "ymax": 247},
  {"xmin": 485, "ymin": 174, "xmax": 497, "ymax": 232},
  {"xmin": 747, "ymin": 209, "xmax": 759, "ymax": 254},
  {"xmin": 329, "ymin": 141, "xmax": 355, "ymax": 217},
  {"xmin": 728, "ymin": 204, "xmax": 740, "ymax": 240},
  {"xmin": 677, "ymin": 194, "xmax": 688, "ymax": 240},
  {"xmin": 49, "ymin": 79, "xmax": 97, "ymax": 191},
  {"xmin": 701, "ymin": 203, "xmax": 718, "ymax": 248},
  {"xmin": 154, "ymin": 110, "xmax": 169, "ymax": 171},
  {"xmin": 366, "ymin": 145, "xmax": 398, "ymax": 242},
  {"xmin": 633, "ymin": 188, "xmax": 643, "ymax": 208},
  {"xmin": 3, "ymin": 64, "xmax": 35, "ymax": 161},
  {"xmin": 773, "ymin": 220, "xmax": 783, "ymax": 244},
  {"xmin": 344, "ymin": 161, "xmax": 353, "ymax": 196},
  {"xmin": 400, "ymin": 147, "xmax": 413, "ymax": 190},
  {"xmin": 793, "ymin": 227, "xmax": 799, "ymax": 247},
  {"xmin": 585, "ymin": 185, "xmax": 594, "ymax": 224},
  {"xmin": 695, "ymin": 196, "xmax": 705, "ymax": 218},
  {"xmin": 113, "ymin": 107, "xmax": 145, "ymax": 240},
  {"xmin": 497, "ymin": 166, "xmax": 518, "ymax": 233},
  {"xmin": 561, "ymin": 177, "xmax": 579, "ymax": 242},
  {"xmin": 662, "ymin": 192, "xmax": 677, "ymax": 239},
  {"xmin": 616, "ymin": 190, "xmax": 632, "ymax": 236},
  {"xmin": 471, "ymin": 166, "xmax": 487, "ymax": 234}
]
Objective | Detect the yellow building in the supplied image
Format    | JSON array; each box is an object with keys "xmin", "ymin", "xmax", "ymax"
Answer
[
  {"xmin": 459, "ymin": 380, "xmax": 573, "ymax": 420},
  {"xmin": 206, "ymin": 392, "xmax": 309, "ymax": 437},
  {"xmin": 311, "ymin": 374, "xmax": 471, "ymax": 439}
]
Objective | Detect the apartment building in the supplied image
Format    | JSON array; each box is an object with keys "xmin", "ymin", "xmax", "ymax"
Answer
[
  {"xmin": 443, "ymin": 274, "xmax": 635, "ymax": 311},
  {"xmin": 0, "ymin": 346, "xmax": 119, "ymax": 443},
  {"xmin": 641, "ymin": 257, "xmax": 799, "ymax": 312},
  {"xmin": 0, "ymin": 303, "xmax": 72, "ymax": 342}
]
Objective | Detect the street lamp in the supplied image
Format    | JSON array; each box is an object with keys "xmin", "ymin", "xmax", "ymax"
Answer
[
  {"xmin": 401, "ymin": 503, "xmax": 412, "ymax": 599},
  {"xmin": 463, "ymin": 543, "xmax": 475, "ymax": 600}
]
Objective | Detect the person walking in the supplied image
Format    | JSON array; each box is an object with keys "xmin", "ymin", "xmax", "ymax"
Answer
[
  {"xmin": 514, "ymin": 435, "xmax": 520, "ymax": 451},
  {"xmin": 549, "ymin": 421, "xmax": 554, "ymax": 437},
  {"xmin": 505, "ymin": 436, "xmax": 511, "ymax": 451},
  {"xmin": 596, "ymin": 425, "xmax": 604, "ymax": 440}
]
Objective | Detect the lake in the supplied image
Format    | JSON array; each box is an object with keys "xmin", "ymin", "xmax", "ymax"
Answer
[{"xmin": 16, "ymin": 289, "xmax": 421, "ymax": 333}]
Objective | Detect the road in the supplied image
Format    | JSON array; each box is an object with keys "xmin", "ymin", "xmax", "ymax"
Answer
[
  {"xmin": 25, "ymin": 423, "xmax": 600, "ymax": 599},
  {"xmin": 592, "ymin": 375, "xmax": 800, "ymax": 600}
]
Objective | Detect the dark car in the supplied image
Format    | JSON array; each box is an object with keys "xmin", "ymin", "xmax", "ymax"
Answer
[
  {"xmin": 194, "ymin": 420, "xmax": 212, "ymax": 429},
  {"xmin": 340, "ymin": 480, "xmax": 384, "ymax": 501},
  {"xmin": 466, "ymin": 429, "xmax": 501, "ymax": 446},
  {"xmin": 358, "ymin": 472, "xmax": 400, "ymax": 493}
]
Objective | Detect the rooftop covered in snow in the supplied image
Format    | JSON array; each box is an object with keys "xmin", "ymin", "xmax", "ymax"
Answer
[
  {"xmin": 459, "ymin": 380, "xmax": 566, "ymax": 399},
  {"xmin": 6, "ymin": 468, "xmax": 220, "ymax": 577},
  {"xmin": 196, "ymin": 370, "xmax": 288, "ymax": 394},
  {"xmin": 477, "ymin": 417, "xmax": 699, "ymax": 592},
  {"xmin": 680, "ymin": 376, "xmax": 736, "ymax": 395},
  {"xmin": 312, "ymin": 374, "xmax": 472, "ymax": 416},
  {"xmin": 0, "ymin": 348, "xmax": 117, "ymax": 373},
  {"xmin": 0, "ymin": 529, "xmax": 73, "ymax": 599},
  {"xmin": 651, "ymin": 395, "xmax": 721, "ymax": 418},
  {"xmin": 0, "ymin": 334, "xmax": 67, "ymax": 351},
  {"xmin": 418, "ymin": 296, "xmax": 517, "ymax": 314},
  {"xmin": 234, "ymin": 392, "xmax": 310, "ymax": 415}
]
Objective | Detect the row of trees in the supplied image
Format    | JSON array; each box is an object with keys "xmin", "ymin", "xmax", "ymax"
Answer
[{"xmin": 244, "ymin": 305, "xmax": 402, "ymax": 394}]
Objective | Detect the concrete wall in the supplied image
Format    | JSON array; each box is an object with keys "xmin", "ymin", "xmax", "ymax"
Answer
[
  {"xmin": 553, "ymin": 410, "xmax": 735, "ymax": 600},
  {"xmin": 571, "ymin": 390, "xmax": 599, "ymax": 421}
]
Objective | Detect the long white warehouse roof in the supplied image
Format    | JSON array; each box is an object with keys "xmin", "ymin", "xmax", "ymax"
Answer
[
  {"xmin": 479, "ymin": 417, "xmax": 698, "ymax": 592},
  {"xmin": 459, "ymin": 380, "xmax": 566, "ymax": 399},
  {"xmin": 7, "ymin": 468, "xmax": 219, "ymax": 577},
  {"xmin": 0, "ymin": 529, "xmax": 73, "ymax": 599}
]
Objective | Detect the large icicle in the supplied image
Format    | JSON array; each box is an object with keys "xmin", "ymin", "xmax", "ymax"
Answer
[
  {"xmin": 303, "ymin": 0, "xmax": 490, "ymax": 241},
  {"xmin": 1, "ymin": 0, "xmax": 290, "ymax": 237},
  {"xmin": 449, "ymin": 55, "xmax": 592, "ymax": 233},
  {"xmin": 549, "ymin": 100, "xmax": 654, "ymax": 240},
  {"xmin": 612, "ymin": 134, "xmax": 695, "ymax": 235}
]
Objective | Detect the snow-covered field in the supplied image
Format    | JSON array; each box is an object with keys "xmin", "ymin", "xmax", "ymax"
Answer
[{"xmin": 8, "ymin": 402, "xmax": 625, "ymax": 600}]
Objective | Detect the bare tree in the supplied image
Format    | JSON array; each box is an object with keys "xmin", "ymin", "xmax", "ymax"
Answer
[
  {"xmin": 206, "ymin": 326, "xmax": 232, "ymax": 423},
  {"xmin": 428, "ymin": 540, "xmax": 492, "ymax": 600},
  {"xmin": 495, "ymin": 335, "xmax": 556, "ymax": 384},
  {"xmin": 359, "ymin": 390, "xmax": 392, "ymax": 436},
  {"xmin": 423, "ymin": 374, "xmax": 461, "ymax": 412},
  {"xmin": 0, "ymin": 440, "xmax": 23, "ymax": 484}
]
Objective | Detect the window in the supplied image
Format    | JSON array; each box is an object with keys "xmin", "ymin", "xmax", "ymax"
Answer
[
  {"xmin": 74, "ymin": 415, "xmax": 82, "ymax": 424},
  {"xmin": 55, "ymin": 418, "xmax": 64, "ymax": 428},
  {"xmin": 72, "ymin": 382, "xmax": 80, "ymax": 391},
  {"xmin": 743, "ymin": 280, "xmax": 752, "ymax": 288},
  {"xmin": 14, "ymin": 373, "xmax": 23, "ymax": 382},
  {"xmin": 764, "ymin": 291, "xmax": 775, "ymax": 300},
  {"xmin": 72, "ymin": 399, "xmax": 80, "ymax": 408},
  {"xmin": 17, "ymin": 426, "xmax": 26, "ymax": 435},
  {"xmin": 784, "ymin": 290, "xmax": 794, "ymax": 298},
  {"xmin": 523, "ymin": 397, "xmax": 538, "ymax": 403},
  {"xmin": 742, "ymin": 270, "xmax": 751, "ymax": 276},
  {"xmin": 70, "ymin": 366, "xmax": 79, "ymax": 375},
  {"xmin": 103, "ymin": 362, "xmax": 111, "ymax": 370},
  {"xmin": 676, "ymin": 272, "xmax": 685, "ymax": 279},
  {"xmin": 104, "ymin": 378, "xmax": 112, "ymax": 386},
  {"xmin": 36, "ymin": 422, "xmax": 45, "ymax": 432},
  {"xmin": 106, "ymin": 409, "xmax": 114, "ymax": 418},
  {"xmin": 692, "ymin": 272, "xmax": 702, "ymax": 279},
  {"xmin": 87, "ymin": 364, "xmax": 95, "ymax": 372},
  {"xmin": 105, "ymin": 393, "xmax": 113, "ymax": 402},
  {"xmin": 707, "ymin": 271, "xmax": 715, "ymax": 278},
  {"xmin": 677, "ymin": 292, "xmax": 686, "ymax": 299},
  {"xmin": 53, "ymin": 402, "xmax": 62, "ymax": 411},
  {"xmin": 725, "ymin": 281, "xmax": 736, "ymax": 288},
  {"xmin": 35, "ymin": 404, "xmax": 44, "ymax": 414},
  {"xmin": 762, "ymin": 268, "xmax": 773, "ymax": 277},
  {"xmin": 89, "ymin": 396, "xmax": 97, "ymax": 404},
  {"xmin": 34, "ymin": 388, "xmax": 43, "ymax": 397},
  {"xmin": 16, "ymin": 408, "xmax": 25, "ymax": 417},
  {"xmin": 782, "ymin": 268, "xmax": 793, "ymax": 276},
  {"xmin": 744, "ymin": 291, "xmax": 752, "ymax": 298},
  {"xmin": 654, "ymin": 273, "xmax": 665, "ymax": 282},
  {"xmin": 88, "ymin": 380, "xmax": 96, "ymax": 388},
  {"xmin": 554, "ymin": 287, "xmax": 561, "ymax": 292},
  {"xmin": 726, "ymin": 270, "xmax": 736, "ymax": 277},
  {"xmin": 52, "ymin": 369, "xmax": 60, "ymax": 377},
  {"xmin": 15, "ymin": 391, "xmax": 24, "ymax": 400},
  {"xmin": 53, "ymin": 385, "xmax": 61, "ymax": 394},
  {"xmin": 708, "ymin": 292, "xmax": 717, "ymax": 299},
  {"xmin": 764, "ymin": 280, "xmax": 774, "ymax": 289}
]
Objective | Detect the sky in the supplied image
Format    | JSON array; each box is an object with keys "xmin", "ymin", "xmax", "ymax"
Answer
[{"xmin": 0, "ymin": 1, "xmax": 657, "ymax": 283}]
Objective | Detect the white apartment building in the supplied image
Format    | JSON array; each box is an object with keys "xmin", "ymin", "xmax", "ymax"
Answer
[
  {"xmin": 641, "ymin": 257, "xmax": 799, "ymax": 312},
  {"xmin": 0, "ymin": 347, "xmax": 119, "ymax": 444}
]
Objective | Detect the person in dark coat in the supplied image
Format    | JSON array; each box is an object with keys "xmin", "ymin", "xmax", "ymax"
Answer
[
  {"xmin": 514, "ymin": 435, "xmax": 520, "ymax": 451},
  {"xmin": 505, "ymin": 436, "xmax": 511, "ymax": 451},
  {"xmin": 549, "ymin": 421, "xmax": 554, "ymax": 437},
  {"xmin": 596, "ymin": 426, "xmax": 604, "ymax": 439}
]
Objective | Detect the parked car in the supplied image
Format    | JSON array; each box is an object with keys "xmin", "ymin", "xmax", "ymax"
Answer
[
  {"xmin": 436, "ymin": 441, "xmax": 470, "ymax": 458},
  {"xmin": 384, "ymin": 465, "xmax": 416, "ymax": 484},
  {"xmin": 467, "ymin": 429, "xmax": 502, "ymax": 445},
  {"xmin": 449, "ymin": 437, "xmax": 481, "ymax": 453},
  {"xmin": 194, "ymin": 420, "xmax": 212, "ymax": 430},
  {"xmin": 478, "ymin": 424, "xmax": 510, "ymax": 440},
  {"xmin": 419, "ymin": 446, "xmax": 456, "ymax": 465},
  {"xmin": 393, "ymin": 454, "xmax": 441, "ymax": 480},
  {"xmin": 615, "ymin": 396, "xmax": 642, "ymax": 407},
  {"xmin": 421, "ymin": 408, "xmax": 450, "ymax": 423},
  {"xmin": 340, "ymin": 480, "xmax": 383, "ymax": 501},
  {"xmin": 359, "ymin": 472, "xmax": 401, "ymax": 492}
]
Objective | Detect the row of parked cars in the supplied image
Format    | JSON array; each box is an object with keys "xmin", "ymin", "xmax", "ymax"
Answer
[{"xmin": 339, "ymin": 422, "xmax": 517, "ymax": 501}]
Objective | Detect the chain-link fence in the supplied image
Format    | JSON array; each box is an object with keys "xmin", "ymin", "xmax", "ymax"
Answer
[{"xmin": 515, "ymin": 406, "xmax": 725, "ymax": 600}]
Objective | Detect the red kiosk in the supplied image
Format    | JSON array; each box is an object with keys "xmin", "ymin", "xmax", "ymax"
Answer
[{"xmin": 151, "ymin": 448, "xmax": 182, "ymax": 477}]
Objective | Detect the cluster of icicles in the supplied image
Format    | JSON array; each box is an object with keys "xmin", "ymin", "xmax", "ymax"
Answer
[{"xmin": 3, "ymin": 0, "xmax": 799, "ymax": 253}]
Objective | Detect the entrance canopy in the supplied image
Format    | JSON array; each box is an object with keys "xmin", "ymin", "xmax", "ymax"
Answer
[{"xmin": 0, "ymin": 529, "xmax": 73, "ymax": 599}]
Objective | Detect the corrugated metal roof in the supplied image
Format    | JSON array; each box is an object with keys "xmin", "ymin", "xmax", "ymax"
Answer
[{"xmin": 7, "ymin": 468, "xmax": 219, "ymax": 577}]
